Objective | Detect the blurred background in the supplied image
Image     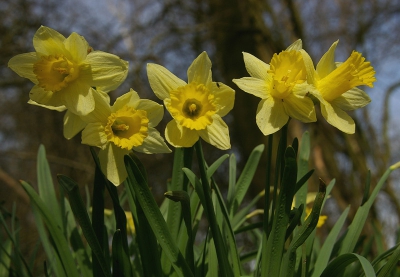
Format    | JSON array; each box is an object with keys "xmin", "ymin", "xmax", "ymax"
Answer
[{"xmin": 1, "ymin": 0, "xmax": 399, "ymax": 264}]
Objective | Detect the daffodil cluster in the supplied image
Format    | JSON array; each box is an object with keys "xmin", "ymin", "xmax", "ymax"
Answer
[
  {"xmin": 233, "ymin": 40, "xmax": 376, "ymax": 135},
  {"xmin": 8, "ymin": 27, "xmax": 237, "ymax": 185},
  {"xmin": 8, "ymin": 26, "xmax": 171, "ymax": 186},
  {"xmin": 8, "ymin": 26, "xmax": 376, "ymax": 185}
]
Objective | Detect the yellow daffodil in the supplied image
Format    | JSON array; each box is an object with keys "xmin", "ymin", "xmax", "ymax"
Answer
[
  {"xmin": 301, "ymin": 41, "xmax": 376, "ymax": 134},
  {"xmin": 80, "ymin": 89, "xmax": 171, "ymax": 185},
  {"xmin": 8, "ymin": 26, "xmax": 129, "ymax": 116},
  {"xmin": 233, "ymin": 40, "xmax": 316, "ymax": 136},
  {"xmin": 147, "ymin": 52, "xmax": 235, "ymax": 149}
]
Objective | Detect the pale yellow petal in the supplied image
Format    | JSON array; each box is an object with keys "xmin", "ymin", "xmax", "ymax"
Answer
[
  {"xmin": 256, "ymin": 97, "xmax": 289, "ymax": 136},
  {"xmin": 299, "ymin": 49, "xmax": 316, "ymax": 85},
  {"xmin": 187, "ymin": 52, "xmax": 212, "ymax": 86},
  {"xmin": 135, "ymin": 100, "xmax": 164, "ymax": 127},
  {"xmin": 64, "ymin": 32, "xmax": 88, "ymax": 62},
  {"xmin": 80, "ymin": 88, "xmax": 111, "ymax": 123},
  {"xmin": 233, "ymin": 77, "xmax": 270, "ymax": 99},
  {"xmin": 331, "ymin": 88, "xmax": 371, "ymax": 111},
  {"xmin": 134, "ymin": 128, "xmax": 171, "ymax": 154},
  {"xmin": 242, "ymin": 52, "xmax": 270, "ymax": 79},
  {"xmin": 283, "ymin": 91, "xmax": 316, "ymax": 123},
  {"xmin": 211, "ymin": 82, "xmax": 235, "ymax": 117},
  {"xmin": 63, "ymin": 110, "xmax": 87, "ymax": 139},
  {"xmin": 286, "ymin": 39, "xmax": 302, "ymax": 51},
  {"xmin": 29, "ymin": 85, "xmax": 64, "ymax": 107},
  {"xmin": 165, "ymin": 120, "xmax": 199, "ymax": 147},
  {"xmin": 85, "ymin": 51, "xmax": 129, "ymax": 92},
  {"xmin": 316, "ymin": 41, "xmax": 338, "ymax": 79},
  {"xmin": 33, "ymin": 26, "xmax": 67, "ymax": 55},
  {"xmin": 98, "ymin": 144, "xmax": 129, "ymax": 186},
  {"xmin": 147, "ymin": 63, "xmax": 187, "ymax": 100},
  {"xmin": 198, "ymin": 115, "xmax": 231, "ymax": 150},
  {"xmin": 320, "ymin": 100, "xmax": 355, "ymax": 134},
  {"xmin": 81, "ymin": 122, "xmax": 108, "ymax": 148},
  {"xmin": 62, "ymin": 81, "xmax": 94, "ymax": 116},
  {"xmin": 27, "ymin": 99, "xmax": 66, "ymax": 111},
  {"xmin": 8, "ymin": 53, "xmax": 39, "ymax": 83},
  {"xmin": 112, "ymin": 89, "xmax": 140, "ymax": 112}
]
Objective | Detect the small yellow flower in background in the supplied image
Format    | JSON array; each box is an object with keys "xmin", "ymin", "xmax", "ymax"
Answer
[
  {"xmin": 80, "ymin": 89, "xmax": 171, "ymax": 186},
  {"xmin": 301, "ymin": 41, "xmax": 376, "ymax": 134},
  {"xmin": 147, "ymin": 51, "xmax": 235, "ymax": 149},
  {"xmin": 233, "ymin": 40, "xmax": 316, "ymax": 136},
  {"xmin": 8, "ymin": 26, "xmax": 129, "ymax": 116},
  {"xmin": 293, "ymin": 192, "xmax": 329, "ymax": 228},
  {"xmin": 93, "ymin": 208, "xmax": 136, "ymax": 235},
  {"xmin": 305, "ymin": 207, "xmax": 327, "ymax": 228}
]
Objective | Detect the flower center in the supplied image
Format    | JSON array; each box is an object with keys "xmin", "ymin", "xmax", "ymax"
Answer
[
  {"xmin": 166, "ymin": 82, "xmax": 217, "ymax": 130},
  {"xmin": 183, "ymin": 99, "xmax": 202, "ymax": 119},
  {"xmin": 105, "ymin": 106, "xmax": 149, "ymax": 150},
  {"xmin": 317, "ymin": 51, "xmax": 376, "ymax": 101},
  {"xmin": 268, "ymin": 51, "xmax": 306, "ymax": 99},
  {"xmin": 33, "ymin": 54, "xmax": 80, "ymax": 92}
]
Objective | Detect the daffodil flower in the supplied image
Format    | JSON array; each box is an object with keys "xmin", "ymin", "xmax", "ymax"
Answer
[
  {"xmin": 233, "ymin": 40, "xmax": 316, "ymax": 136},
  {"xmin": 147, "ymin": 52, "xmax": 235, "ymax": 149},
  {"xmin": 8, "ymin": 26, "xmax": 129, "ymax": 116},
  {"xmin": 301, "ymin": 41, "xmax": 376, "ymax": 134},
  {"xmin": 80, "ymin": 89, "xmax": 171, "ymax": 186}
]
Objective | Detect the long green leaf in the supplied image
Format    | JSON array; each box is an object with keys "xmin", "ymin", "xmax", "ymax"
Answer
[
  {"xmin": 165, "ymin": 190, "xmax": 195, "ymax": 273},
  {"xmin": 376, "ymin": 243, "xmax": 400, "ymax": 277},
  {"xmin": 280, "ymin": 180, "xmax": 326, "ymax": 277},
  {"xmin": 227, "ymin": 154, "xmax": 236, "ymax": 216},
  {"xmin": 311, "ymin": 206, "xmax": 350, "ymax": 277},
  {"xmin": 230, "ymin": 144, "xmax": 264, "ymax": 215},
  {"xmin": 194, "ymin": 140, "xmax": 233, "ymax": 277},
  {"xmin": 339, "ymin": 164, "xmax": 399, "ymax": 255},
  {"xmin": 212, "ymin": 180, "xmax": 242, "ymax": 276},
  {"xmin": 262, "ymin": 146, "xmax": 297, "ymax": 277},
  {"xmin": 0, "ymin": 239, "xmax": 11, "ymax": 276},
  {"xmin": 112, "ymin": 230, "xmax": 132, "ymax": 277},
  {"xmin": 57, "ymin": 175, "xmax": 111, "ymax": 277},
  {"xmin": 320, "ymin": 253, "xmax": 376, "ymax": 277},
  {"xmin": 207, "ymin": 154, "xmax": 229, "ymax": 179},
  {"xmin": 124, "ymin": 155, "xmax": 193, "ymax": 277},
  {"xmin": 37, "ymin": 145, "xmax": 62, "ymax": 226},
  {"xmin": 126, "ymin": 176, "xmax": 161, "ymax": 277},
  {"xmin": 20, "ymin": 181, "xmax": 80, "ymax": 277}
]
